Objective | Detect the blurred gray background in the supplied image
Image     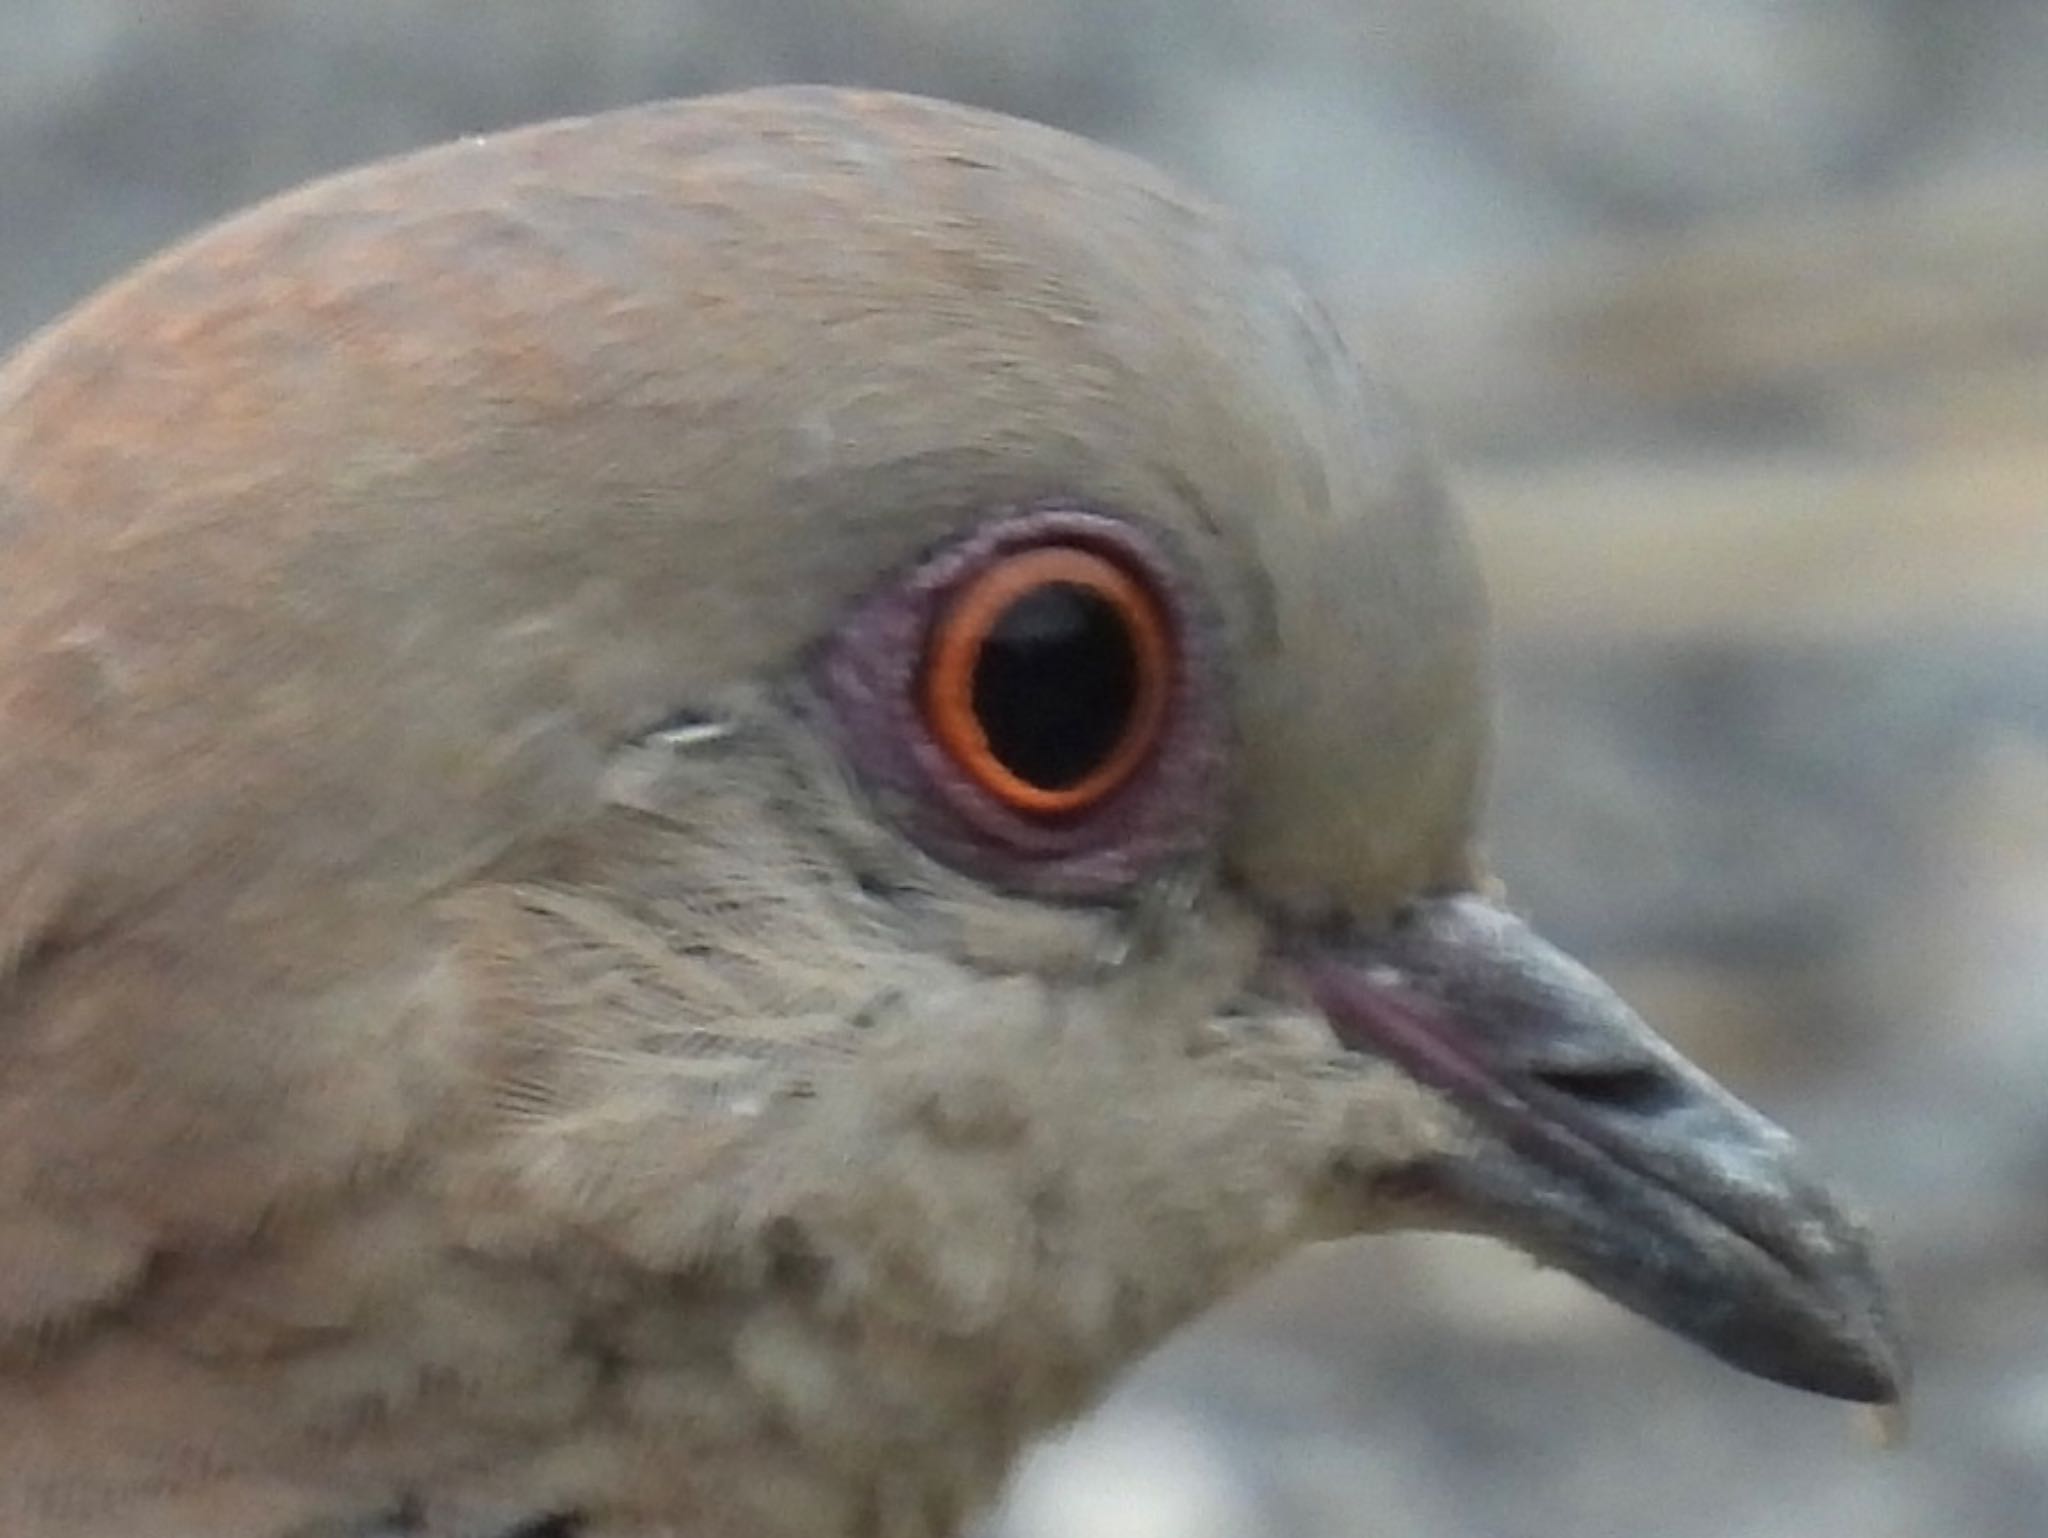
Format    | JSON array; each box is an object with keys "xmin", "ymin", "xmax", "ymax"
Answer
[{"xmin": 4, "ymin": 3, "xmax": 2043, "ymax": 1535}]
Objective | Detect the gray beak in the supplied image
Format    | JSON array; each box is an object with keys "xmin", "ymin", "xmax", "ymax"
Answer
[{"xmin": 1294, "ymin": 894, "xmax": 1904, "ymax": 1404}]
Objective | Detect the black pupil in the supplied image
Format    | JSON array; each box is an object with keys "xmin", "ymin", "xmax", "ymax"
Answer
[{"xmin": 970, "ymin": 581, "xmax": 1141, "ymax": 792}]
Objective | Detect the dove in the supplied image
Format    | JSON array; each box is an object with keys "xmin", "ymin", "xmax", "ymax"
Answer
[{"xmin": 0, "ymin": 86, "xmax": 1900, "ymax": 1538}]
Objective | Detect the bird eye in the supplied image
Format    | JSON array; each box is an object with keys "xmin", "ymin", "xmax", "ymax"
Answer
[
  {"xmin": 921, "ymin": 545, "xmax": 1172, "ymax": 817},
  {"xmin": 816, "ymin": 505, "xmax": 1222, "ymax": 894}
]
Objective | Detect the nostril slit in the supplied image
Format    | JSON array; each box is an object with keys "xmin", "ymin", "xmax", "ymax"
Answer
[{"xmin": 1533, "ymin": 1066, "xmax": 1676, "ymax": 1115}]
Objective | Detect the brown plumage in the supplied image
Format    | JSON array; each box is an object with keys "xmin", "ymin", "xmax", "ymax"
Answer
[{"xmin": 0, "ymin": 87, "xmax": 1897, "ymax": 1537}]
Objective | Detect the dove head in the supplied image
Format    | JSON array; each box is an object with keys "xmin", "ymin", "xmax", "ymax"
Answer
[{"xmin": 0, "ymin": 88, "xmax": 1896, "ymax": 1533}]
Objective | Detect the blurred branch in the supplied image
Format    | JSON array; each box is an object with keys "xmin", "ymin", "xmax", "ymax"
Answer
[
  {"xmin": 1463, "ymin": 447, "xmax": 2048, "ymax": 642},
  {"xmin": 1378, "ymin": 160, "xmax": 2048, "ymax": 458}
]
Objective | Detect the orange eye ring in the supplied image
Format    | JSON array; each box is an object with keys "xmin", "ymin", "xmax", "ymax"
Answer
[{"xmin": 921, "ymin": 544, "xmax": 1174, "ymax": 817}]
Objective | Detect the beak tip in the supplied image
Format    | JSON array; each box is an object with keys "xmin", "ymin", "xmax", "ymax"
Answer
[
  {"xmin": 1799, "ymin": 1215, "xmax": 1911, "ymax": 1407},
  {"xmin": 1737, "ymin": 1241, "xmax": 1909, "ymax": 1406},
  {"xmin": 1789, "ymin": 1326, "xmax": 1908, "ymax": 1407},
  {"xmin": 1813, "ymin": 1306, "xmax": 1911, "ymax": 1409}
]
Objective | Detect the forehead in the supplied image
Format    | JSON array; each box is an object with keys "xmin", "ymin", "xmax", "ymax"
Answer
[{"xmin": 0, "ymin": 88, "xmax": 1487, "ymax": 929}]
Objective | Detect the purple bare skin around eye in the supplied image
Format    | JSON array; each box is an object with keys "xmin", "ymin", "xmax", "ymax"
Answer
[{"xmin": 812, "ymin": 503, "xmax": 1230, "ymax": 899}]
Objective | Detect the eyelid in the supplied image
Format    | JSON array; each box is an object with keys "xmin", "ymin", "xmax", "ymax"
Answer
[
  {"xmin": 649, "ymin": 719, "xmax": 737, "ymax": 749},
  {"xmin": 631, "ymin": 708, "xmax": 738, "ymax": 750}
]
